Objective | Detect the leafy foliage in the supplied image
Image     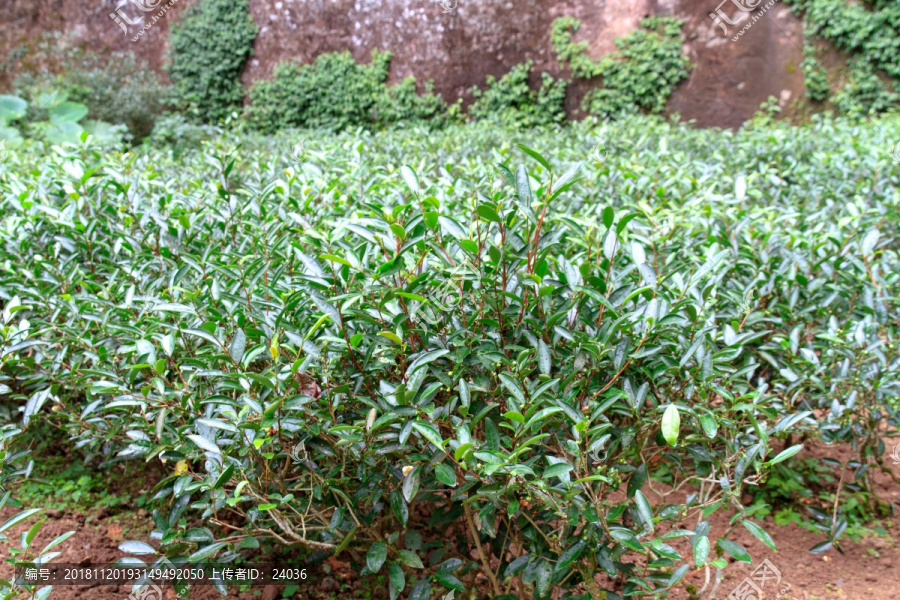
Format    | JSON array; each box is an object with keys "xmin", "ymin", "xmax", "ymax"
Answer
[
  {"xmin": 552, "ymin": 17, "xmax": 692, "ymax": 117},
  {"xmin": 801, "ymin": 38, "xmax": 831, "ymax": 103},
  {"xmin": 0, "ymin": 92, "xmax": 125, "ymax": 146},
  {"xmin": 145, "ymin": 113, "xmax": 224, "ymax": 157},
  {"xmin": 786, "ymin": 0, "xmax": 900, "ymax": 81},
  {"xmin": 832, "ymin": 59, "xmax": 899, "ymax": 116},
  {"xmin": 468, "ymin": 61, "xmax": 567, "ymax": 129},
  {"xmin": 246, "ymin": 51, "xmax": 448, "ymax": 133},
  {"xmin": 787, "ymin": 0, "xmax": 900, "ymax": 114},
  {"xmin": 0, "ymin": 95, "xmax": 27, "ymax": 145},
  {"xmin": 1, "ymin": 113, "xmax": 899, "ymax": 597},
  {"xmin": 13, "ymin": 48, "xmax": 166, "ymax": 141},
  {"xmin": 0, "ymin": 502, "xmax": 73, "ymax": 600},
  {"xmin": 168, "ymin": 0, "xmax": 258, "ymax": 123},
  {"xmin": 0, "ymin": 305, "xmax": 73, "ymax": 600},
  {"xmin": 248, "ymin": 53, "xmax": 566, "ymax": 133},
  {"xmin": 551, "ymin": 17, "xmax": 598, "ymax": 80},
  {"xmin": 63, "ymin": 53, "xmax": 166, "ymax": 141}
]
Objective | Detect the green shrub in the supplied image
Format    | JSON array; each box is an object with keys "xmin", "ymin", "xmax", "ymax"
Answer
[
  {"xmin": 550, "ymin": 17, "xmax": 597, "ymax": 79},
  {"xmin": 63, "ymin": 52, "xmax": 166, "ymax": 141},
  {"xmin": 786, "ymin": 0, "xmax": 900, "ymax": 114},
  {"xmin": 14, "ymin": 50, "xmax": 166, "ymax": 141},
  {"xmin": 786, "ymin": 0, "xmax": 900, "ymax": 81},
  {"xmin": 0, "ymin": 299, "xmax": 73, "ymax": 600},
  {"xmin": 168, "ymin": 0, "xmax": 258, "ymax": 123},
  {"xmin": 553, "ymin": 17, "xmax": 691, "ymax": 117},
  {"xmin": 145, "ymin": 113, "xmax": 224, "ymax": 157},
  {"xmin": 2, "ymin": 115, "xmax": 899, "ymax": 597},
  {"xmin": 748, "ymin": 95, "xmax": 783, "ymax": 128},
  {"xmin": 468, "ymin": 60, "xmax": 567, "ymax": 128},
  {"xmin": 246, "ymin": 51, "xmax": 448, "ymax": 132},
  {"xmin": 832, "ymin": 59, "xmax": 899, "ymax": 116},
  {"xmin": 8, "ymin": 42, "xmax": 162, "ymax": 142},
  {"xmin": 373, "ymin": 77, "xmax": 450, "ymax": 128},
  {"xmin": 0, "ymin": 91, "xmax": 126, "ymax": 147},
  {"xmin": 801, "ymin": 39, "xmax": 831, "ymax": 102}
]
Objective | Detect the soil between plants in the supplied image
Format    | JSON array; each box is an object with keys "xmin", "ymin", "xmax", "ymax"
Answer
[{"xmin": 2, "ymin": 439, "xmax": 898, "ymax": 599}]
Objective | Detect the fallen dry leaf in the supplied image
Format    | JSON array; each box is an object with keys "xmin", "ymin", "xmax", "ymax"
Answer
[{"xmin": 107, "ymin": 524, "xmax": 123, "ymax": 542}]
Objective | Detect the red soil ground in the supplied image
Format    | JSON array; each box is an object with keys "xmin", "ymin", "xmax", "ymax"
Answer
[{"xmin": 2, "ymin": 436, "xmax": 898, "ymax": 599}]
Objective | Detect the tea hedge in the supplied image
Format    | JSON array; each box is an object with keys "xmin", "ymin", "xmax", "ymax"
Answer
[
  {"xmin": 0, "ymin": 113, "xmax": 899, "ymax": 598},
  {"xmin": 0, "ymin": 300, "xmax": 75, "ymax": 599}
]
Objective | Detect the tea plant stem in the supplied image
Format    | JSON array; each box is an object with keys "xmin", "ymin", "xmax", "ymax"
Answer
[
  {"xmin": 832, "ymin": 463, "xmax": 845, "ymax": 532},
  {"xmin": 464, "ymin": 501, "xmax": 502, "ymax": 596}
]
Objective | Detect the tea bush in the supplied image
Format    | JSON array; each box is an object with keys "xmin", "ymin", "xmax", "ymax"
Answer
[
  {"xmin": 1, "ymin": 114, "xmax": 899, "ymax": 598},
  {"xmin": 145, "ymin": 113, "xmax": 224, "ymax": 158},
  {"xmin": 0, "ymin": 300, "xmax": 74, "ymax": 600}
]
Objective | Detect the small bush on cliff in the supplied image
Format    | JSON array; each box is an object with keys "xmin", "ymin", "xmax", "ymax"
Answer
[
  {"xmin": 168, "ymin": 0, "xmax": 258, "ymax": 123},
  {"xmin": 801, "ymin": 38, "xmax": 831, "ymax": 103},
  {"xmin": 246, "ymin": 51, "xmax": 447, "ymax": 132},
  {"xmin": 786, "ymin": 0, "xmax": 900, "ymax": 82},
  {"xmin": 832, "ymin": 59, "xmax": 899, "ymax": 116},
  {"xmin": 786, "ymin": 0, "xmax": 900, "ymax": 114},
  {"xmin": 551, "ymin": 17, "xmax": 598, "ymax": 80},
  {"xmin": 468, "ymin": 60, "xmax": 567, "ymax": 128},
  {"xmin": 553, "ymin": 16, "xmax": 691, "ymax": 117}
]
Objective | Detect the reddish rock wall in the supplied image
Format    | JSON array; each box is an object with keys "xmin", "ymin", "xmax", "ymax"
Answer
[{"xmin": 0, "ymin": 0, "xmax": 806, "ymax": 128}]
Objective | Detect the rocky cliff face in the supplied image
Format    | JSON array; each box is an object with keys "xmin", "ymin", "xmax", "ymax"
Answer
[{"xmin": 0, "ymin": 0, "xmax": 805, "ymax": 128}]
